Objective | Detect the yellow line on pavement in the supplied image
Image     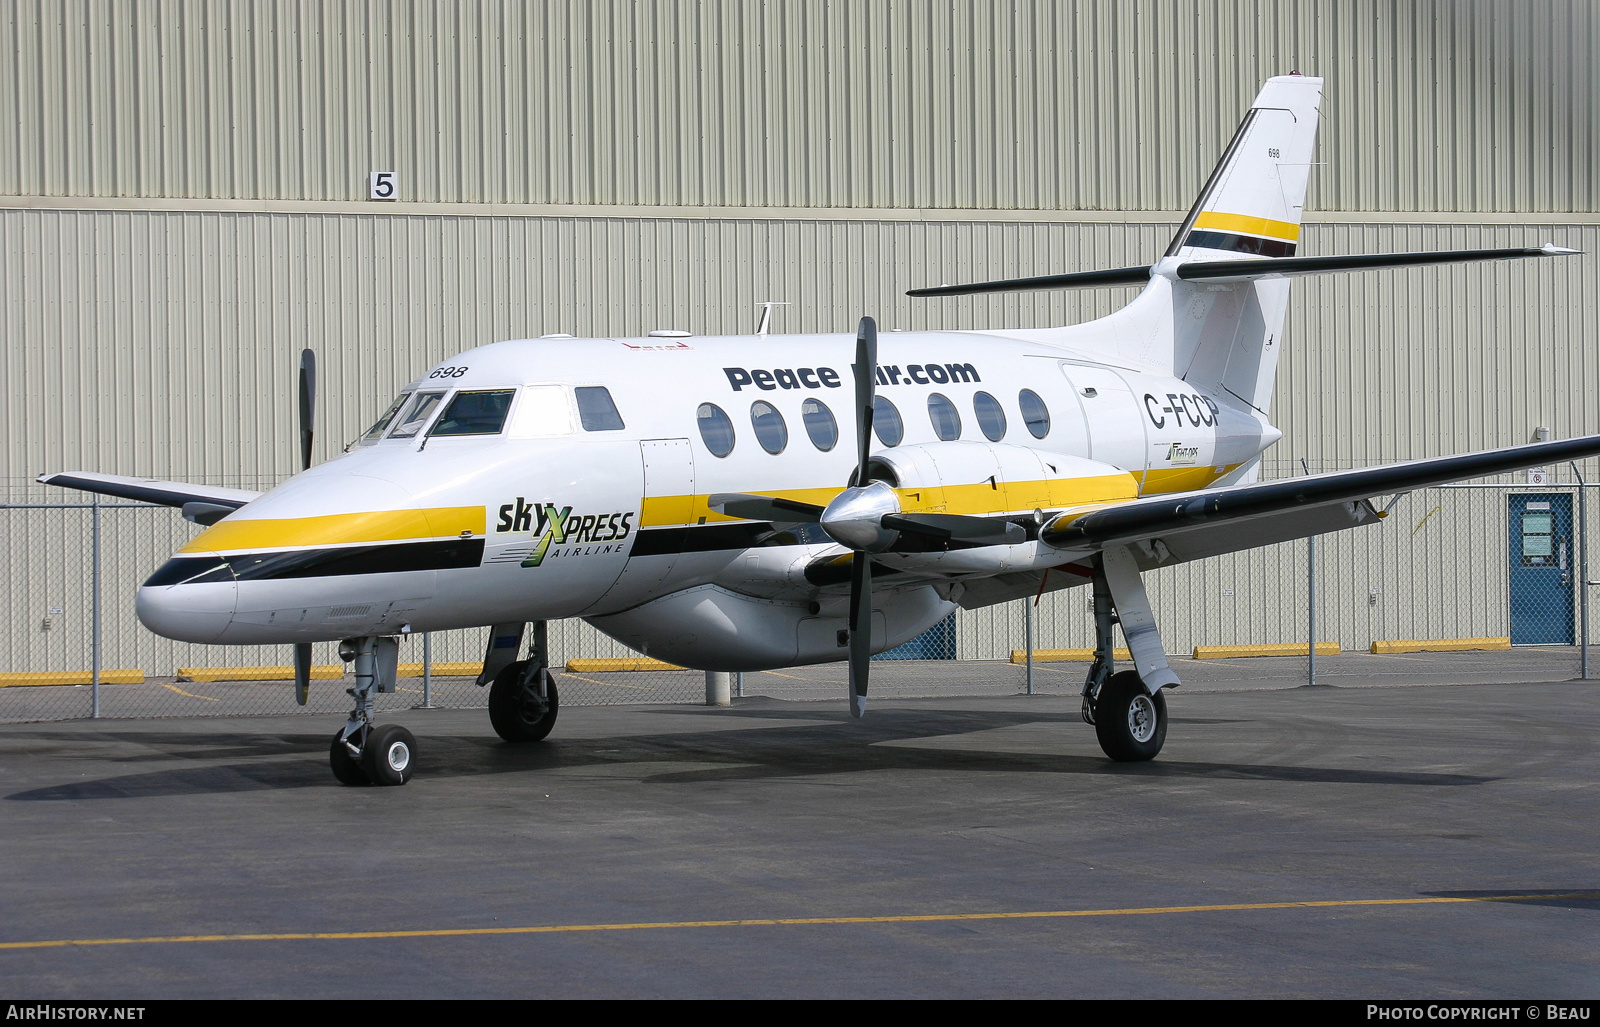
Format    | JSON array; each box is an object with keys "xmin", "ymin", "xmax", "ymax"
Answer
[
  {"xmin": 161, "ymin": 684, "xmax": 218, "ymax": 702},
  {"xmin": 558, "ymin": 672, "xmax": 651, "ymax": 691},
  {"xmin": 3, "ymin": 893, "xmax": 1592, "ymax": 952}
]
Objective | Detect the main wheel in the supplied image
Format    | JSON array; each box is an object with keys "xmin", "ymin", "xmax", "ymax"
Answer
[
  {"xmin": 1093, "ymin": 670, "xmax": 1167, "ymax": 762},
  {"xmin": 488, "ymin": 661, "xmax": 560, "ymax": 743},
  {"xmin": 329, "ymin": 730, "xmax": 370, "ymax": 786},
  {"xmin": 361, "ymin": 724, "xmax": 417, "ymax": 786}
]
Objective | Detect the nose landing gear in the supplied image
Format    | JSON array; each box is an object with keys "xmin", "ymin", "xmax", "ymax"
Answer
[{"xmin": 328, "ymin": 635, "xmax": 416, "ymax": 786}]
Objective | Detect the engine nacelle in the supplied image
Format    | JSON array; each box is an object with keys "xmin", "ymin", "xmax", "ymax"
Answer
[
  {"xmin": 585, "ymin": 583, "xmax": 954, "ymax": 671},
  {"xmin": 865, "ymin": 441, "xmax": 1134, "ymax": 516}
]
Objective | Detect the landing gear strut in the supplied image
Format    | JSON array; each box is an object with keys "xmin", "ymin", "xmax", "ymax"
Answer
[
  {"xmin": 1081, "ymin": 550, "xmax": 1174, "ymax": 762},
  {"xmin": 328, "ymin": 635, "xmax": 416, "ymax": 786},
  {"xmin": 487, "ymin": 620, "xmax": 560, "ymax": 743}
]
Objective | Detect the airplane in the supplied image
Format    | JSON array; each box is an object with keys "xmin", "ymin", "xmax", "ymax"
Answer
[{"xmin": 40, "ymin": 74, "xmax": 1596, "ymax": 786}]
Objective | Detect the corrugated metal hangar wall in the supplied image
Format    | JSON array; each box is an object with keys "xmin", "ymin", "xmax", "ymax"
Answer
[{"xmin": 1, "ymin": 0, "xmax": 1597, "ymax": 676}]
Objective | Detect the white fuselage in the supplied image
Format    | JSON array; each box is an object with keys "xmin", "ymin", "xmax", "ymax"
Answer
[{"xmin": 135, "ymin": 321, "xmax": 1280, "ymax": 668}]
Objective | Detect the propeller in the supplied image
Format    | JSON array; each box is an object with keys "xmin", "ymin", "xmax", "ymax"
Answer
[
  {"xmin": 710, "ymin": 318, "xmax": 1022, "ymax": 718},
  {"xmin": 294, "ymin": 348, "xmax": 317, "ymax": 705}
]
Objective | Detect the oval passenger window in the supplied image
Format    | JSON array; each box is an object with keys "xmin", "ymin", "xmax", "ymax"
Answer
[
  {"xmin": 1019, "ymin": 389, "xmax": 1051, "ymax": 439},
  {"xmin": 872, "ymin": 396, "xmax": 904, "ymax": 447},
  {"xmin": 928, "ymin": 393, "xmax": 962, "ymax": 441},
  {"xmin": 697, "ymin": 403, "xmax": 736, "ymax": 457},
  {"xmin": 801, "ymin": 398, "xmax": 838, "ymax": 451},
  {"xmin": 973, "ymin": 391, "xmax": 1007, "ymax": 441},
  {"xmin": 750, "ymin": 401, "xmax": 788, "ymax": 455}
]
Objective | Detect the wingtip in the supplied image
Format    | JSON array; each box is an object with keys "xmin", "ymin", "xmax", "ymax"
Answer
[{"xmin": 1541, "ymin": 244, "xmax": 1583, "ymax": 256}]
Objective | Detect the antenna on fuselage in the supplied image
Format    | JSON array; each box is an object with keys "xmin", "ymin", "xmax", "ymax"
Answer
[{"xmin": 754, "ymin": 301, "xmax": 790, "ymax": 336}]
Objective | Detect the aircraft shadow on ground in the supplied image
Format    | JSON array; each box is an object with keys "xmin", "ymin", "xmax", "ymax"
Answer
[
  {"xmin": 1421, "ymin": 889, "xmax": 1600, "ymax": 911},
  {"xmin": 2, "ymin": 703, "xmax": 1499, "ymax": 801}
]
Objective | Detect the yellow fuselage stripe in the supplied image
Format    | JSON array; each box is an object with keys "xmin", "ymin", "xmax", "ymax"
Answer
[
  {"xmin": 176, "ymin": 467, "xmax": 1240, "ymax": 553},
  {"xmin": 180, "ymin": 507, "xmax": 486, "ymax": 554},
  {"xmin": 1, "ymin": 892, "xmax": 1590, "ymax": 951},
  {"xmin": 1192, "ymin": 210, "xmax": 1301, "ymax": 242},
  {"xmin": 641, "ymin": 474, "xmax": 1142, "ymax": 528}
]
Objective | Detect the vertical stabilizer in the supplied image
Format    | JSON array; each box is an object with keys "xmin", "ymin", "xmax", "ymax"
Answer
[{"xmin": 1165, "ymin": 75, "xmax": 1323, "ymax": 414}]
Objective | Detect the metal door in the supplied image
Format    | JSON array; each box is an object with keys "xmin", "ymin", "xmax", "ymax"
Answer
[
  {"xmin": 587, "ymin": 438, "xmax": 696, "ymax": 611},
  {"xmin": 1508, "ymin": 493, "xmax": 1574, "ymax": 644}
]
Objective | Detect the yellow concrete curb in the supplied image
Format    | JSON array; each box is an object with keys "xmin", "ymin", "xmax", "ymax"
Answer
[
  {"xmin": 177, "ymin": 665, "xmax": 344, "ymax": 682},
  {"xmin": 1010, "ymin": 648, "xmax": 1131, "ymax": 664},
  {"xmin": 1370, "ymin": 637, "xmax": 1511, "ymax": 654},
  {"xmin": 0, "ymin": 669, "xmax": 145, "ymax": 687},
  {"xmin": 1193, "ymin": 643, "xmax": 1341, "ymax": 660},
  {"xmin": 565, "ymin": 658, "xmax": 685, "ymax": 672},
  {"xmin": 396, "ymin": 662, "xmax": 482, "ymax": 678}
]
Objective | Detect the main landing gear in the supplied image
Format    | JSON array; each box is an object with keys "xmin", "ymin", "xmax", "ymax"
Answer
[
  {"xmin": 1079, "ymin": 548, "xmax": 1178, "ymax": 762},
  {"xmin": 329, "ymin": 635, "xmax": 417, "ymax": 786},
  {"xmin": 481, "ymin": 620, "xmax": 560, "ymax": 743}
]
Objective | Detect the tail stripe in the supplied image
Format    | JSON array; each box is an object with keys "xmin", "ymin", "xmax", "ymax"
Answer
[
  {"xmin": 1184, "ymin": 231, "xmax": 1296, "ymax": 258},
  {"xmin": 1191, "ymin": 211, "xmax": 1300, "ymax": 243}
]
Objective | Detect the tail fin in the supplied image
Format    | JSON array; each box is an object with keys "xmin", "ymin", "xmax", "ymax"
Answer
[
  {"xmin": 1164, "ymin": 75, "xmax": 1322, "ymax": 414},
  {"xmin": 1167, "ymin": 75, "xmax": 1323, "ymax": 262}
]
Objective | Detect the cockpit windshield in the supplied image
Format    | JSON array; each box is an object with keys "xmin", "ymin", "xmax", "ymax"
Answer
[
  {"xmin": 387, "ymin": 391, "xmax": 447, "ymax": 439},
  {"xmin": 429, "ymin": 389, "xmax": 516, "ymax": 436},
  {"xmin": 361, "ymin": 392, "xmax": 411, "ymax": 442}
]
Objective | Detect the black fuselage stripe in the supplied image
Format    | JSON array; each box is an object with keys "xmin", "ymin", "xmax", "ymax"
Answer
[{"xmin": 146, "ymin": 539, "xmax": 485, "ymax": 585}]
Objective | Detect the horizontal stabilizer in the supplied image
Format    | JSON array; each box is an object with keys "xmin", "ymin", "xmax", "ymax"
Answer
[
  {"xmin": 1043, "ymin": 433, "xmax": 1600, "ymax": 550},
  {"xmin": 905, "ymin": 265, "xmax": 1151, "ymax": 298},
  {"xmin": 1176, "ymin": 244, "xmax": 1580, "ymax": 282},
  {"xmin": 36, "ymin": 472, "xmax": 260, "ymax": 510}
]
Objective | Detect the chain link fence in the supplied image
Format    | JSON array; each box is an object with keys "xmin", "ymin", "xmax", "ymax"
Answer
[{"xmin": 3, "ymin": 478, "xmax": 1593, "ymax": 723}]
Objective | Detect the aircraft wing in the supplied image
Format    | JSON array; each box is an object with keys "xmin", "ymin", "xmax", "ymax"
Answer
[
  {"xmin": 1042, "ymin": 434, "xmax": 1600, "ymax": 550},
  {"xmin": 36, "ymin": 472, "xmax": 261, "ymax": 511}
]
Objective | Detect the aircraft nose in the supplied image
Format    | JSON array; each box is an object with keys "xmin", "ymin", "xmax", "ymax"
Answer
[{"xmin": 136, "ymin": 579, "xmax": 238, "ymax": 643}]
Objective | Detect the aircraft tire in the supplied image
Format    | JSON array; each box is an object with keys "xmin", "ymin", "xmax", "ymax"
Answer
[
  {"xmin": 361, "ymin": 724, "xmax": 417, "ymax": 786},
  {"xmin": 1093, "ymin": 671, "xmax": 1166, "ymax": 762},
  {"xmin": 329, "ymin": 730, "xmax": 371, "ymax": 786},
  {"xmin": 488, "ymin": 661, "xmax": 560, "ymax": 743}
]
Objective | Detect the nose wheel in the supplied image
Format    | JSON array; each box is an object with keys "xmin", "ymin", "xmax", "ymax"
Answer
[{"xmin": 328, "ymin": 636, "xmax": 418, "ymax": 786}]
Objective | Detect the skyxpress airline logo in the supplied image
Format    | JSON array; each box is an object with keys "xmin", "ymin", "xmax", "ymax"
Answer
[
  {"xmin": 723, "ymin": 361, "xmax": 981, "ymax": 391},
  {"xmin": 495, "ymin": 498, "xmax": 634, "ymax": 567}
]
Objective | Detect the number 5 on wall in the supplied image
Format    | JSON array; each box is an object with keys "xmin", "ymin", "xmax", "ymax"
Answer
[{"xmin": 369, "ymin": 171, "xmax": 397, "ymax": 200}]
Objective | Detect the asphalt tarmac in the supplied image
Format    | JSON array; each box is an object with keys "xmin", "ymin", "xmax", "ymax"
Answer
[{"xmin": 1, "ymin": 679, "xmax": 1597, "ymax": 998}]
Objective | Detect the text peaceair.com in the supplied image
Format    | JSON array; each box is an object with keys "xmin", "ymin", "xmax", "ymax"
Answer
[{"xmin": 1368, "ymin": 1008, "xmax": 1591, "ymax": 1021}]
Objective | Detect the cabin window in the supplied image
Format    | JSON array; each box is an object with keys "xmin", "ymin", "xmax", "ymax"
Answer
[
  {"xmin": 362, "ymin": 393, "xmax": 411, "ymax": 442},
  {"xmin": 973, "ymin": 391, "xmax": 1007, "ymax": 441},
  {"xmin": 872, "ymin": 396, "xmax": 904, "ymax": 447},
  {"xmin": 928, "ymin": 393, "xmax": 962, "ymax": 441},
  {"xmin": 697, "ymin": 402, "xmax": 736, "ymax": 457},
  {"xmin": 507, "ymin": 385, "xmax": 575, "ymax": 438},
  {"xmin": 1019, "ymin": 389, "xmax": 1051, "ymax": 439},
  {"xmin": 575, "ymin": 386, "xmax": 625, "ymax": 431},
  {"xmin": 429, "ymin": 390, "xmax": 516, "ymax": 436},
  {"xmin": 801, "ymin": 398, "xmax": 838, "ymax": 452},
  {"xmin": 387, "ymin": 391, "xmax": 447, "ymax": 439},
  {"xmin": 750, "ymin": 401, "xmax": 788, "ymax": 455}
]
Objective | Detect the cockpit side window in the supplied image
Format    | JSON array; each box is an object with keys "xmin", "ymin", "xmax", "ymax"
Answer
[
  {"xmin": 362, "ymin": 393, "xmax": 411, "ymax": 442},
  {"xmin": 575, "ymin": 386, "xmax": 625, "ymax": 431},
  {"xmin": 429, "ymin": 389, "xmax": 516, "ymax": 436},
  {"xmin": 387, "ymin": 391, "xmax": 447, "ymax": 439}
]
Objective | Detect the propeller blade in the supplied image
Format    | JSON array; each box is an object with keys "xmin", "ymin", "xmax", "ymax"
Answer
[
  {"xmin": 298, "ymin": 349, "xmax": 317, "ymax": 471},
  {"xmin": 880, "ymin": 512, "xmax": 1026, "ymax": 546},
  {"xmin": 848, "ymin": 552, "xmax": 872, "ymax": 718},
  {"xmin": 708, "ymin": 493, "xmax": 825, "ymax": 522},
  {"xmin": 293, "ymin": 642, "xmax": 312, "ymax": 706},
  {"xmin": 853, "ymin": 316, "xmax": 877, "ymax": 486}
]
